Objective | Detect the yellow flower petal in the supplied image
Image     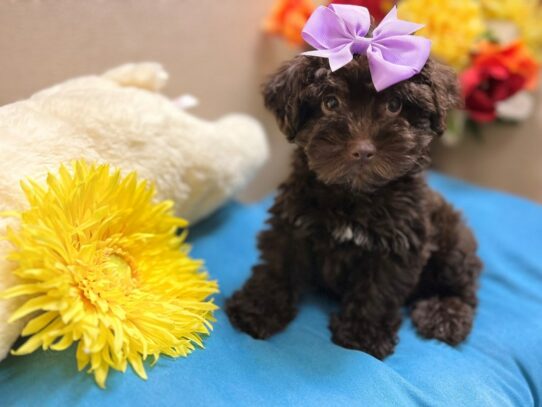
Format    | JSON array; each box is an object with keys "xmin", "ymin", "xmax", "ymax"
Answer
[
  {"xmin": 50, "ymin": 335, "xmax": 74, "ymax": 351},
  {"xmin": 8, "ymin": 295, "xmax": 61, "ymax": 322},
  {"xmin": 93, "ymin": 363, "xmax": 110, "ymax": 389},
  {"xmin": 128, "ymin": 353, "xmax": 148, "ymax": 381},
  {"xmin": 21, "ymin": 312, "xmax": 58, "ymax": 336},
  {"xmin": 76, "ymin": 342, "xmax": 90, "ymax": 371}
]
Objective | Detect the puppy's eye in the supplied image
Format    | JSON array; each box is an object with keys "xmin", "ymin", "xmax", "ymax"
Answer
[
  {"xmin": 387, "ymin": 97, "xmax": 402, "ymax": 114},
  {"xmin": 322, "ymin": 96, "xmax": 340, "ymax": 112}
]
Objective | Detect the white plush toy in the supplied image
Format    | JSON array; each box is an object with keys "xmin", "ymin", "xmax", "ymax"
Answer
[{"xmin": 0, "ymin": 63, "xmax": 268, "ymax": 362}]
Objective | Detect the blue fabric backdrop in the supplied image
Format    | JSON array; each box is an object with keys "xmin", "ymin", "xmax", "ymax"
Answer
[{"xmin": 1, "ymin": 173, "xmax": 541, "ymax": 406}]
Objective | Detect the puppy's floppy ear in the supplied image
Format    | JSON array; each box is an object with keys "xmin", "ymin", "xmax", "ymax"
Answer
[
  {"xmin": 420, "ymin": 58, "xmax": 462, "ymax": 136},
  {"xmin": 263, "ymin": 56, "xmax": 315, "ymax": 142}
]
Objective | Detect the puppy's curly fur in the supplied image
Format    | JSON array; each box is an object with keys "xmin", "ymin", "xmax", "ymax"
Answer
[{"xmin": 226, "ymin": 55, "xmax": 482, "ymax": 359}]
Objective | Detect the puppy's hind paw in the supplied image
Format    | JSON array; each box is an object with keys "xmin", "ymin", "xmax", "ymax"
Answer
[{"xmin": 411, "ymin": 296, "xmax": 474, "ymax": 346}]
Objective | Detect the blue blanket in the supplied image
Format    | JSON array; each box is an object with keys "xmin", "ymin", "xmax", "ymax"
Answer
[{"xmin": 1, "ymin": 174, "xmax": 541, "ymax": 406}]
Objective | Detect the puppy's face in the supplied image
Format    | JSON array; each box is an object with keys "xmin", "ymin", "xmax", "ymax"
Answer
[{"xmin": 264, "ymin": 55, "xmax": 460, "ymax": 191}]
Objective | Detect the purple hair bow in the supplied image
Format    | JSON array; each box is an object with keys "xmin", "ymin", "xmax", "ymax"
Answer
[{"xmin": 301, "ymin": 5, "xmax": 431, "ymax": 92}]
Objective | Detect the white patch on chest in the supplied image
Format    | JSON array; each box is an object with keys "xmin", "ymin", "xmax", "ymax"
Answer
[
  {"xmin": 332, "ymin": 224, "xmax": 368, "ymax": 246},
  {"xmin": 332, "ymin": 225, "xmax": 353, "ymax": 241}
]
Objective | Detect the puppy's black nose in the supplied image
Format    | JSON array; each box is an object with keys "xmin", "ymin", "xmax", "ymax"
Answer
[{"xmin": 350, "ymin": 140, "xmax": 376, "ymax": 161}]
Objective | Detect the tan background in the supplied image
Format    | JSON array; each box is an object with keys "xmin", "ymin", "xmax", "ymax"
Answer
[{"xmin": 1, "ymin": 0, "xmax": 541, "ymax": 203}]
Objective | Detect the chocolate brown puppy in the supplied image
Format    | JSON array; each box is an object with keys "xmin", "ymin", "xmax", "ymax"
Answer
[{"xmin": 226, "ymin": 55, "xmax": 482, "ymax": 359}]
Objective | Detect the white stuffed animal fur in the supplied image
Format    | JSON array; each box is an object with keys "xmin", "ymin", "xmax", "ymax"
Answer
[{"xmin": 0, "ymin": 63, "xmax": 268, "ymax": 361}]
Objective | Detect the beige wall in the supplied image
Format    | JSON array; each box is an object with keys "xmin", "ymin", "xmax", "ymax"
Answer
[
  {"xmin": 1, "ymin": 1, "xmax": 541, "ymax": 203},
  {"xmin": 433, "ymin": 100, "xmax": 542, "ymax": 203}
]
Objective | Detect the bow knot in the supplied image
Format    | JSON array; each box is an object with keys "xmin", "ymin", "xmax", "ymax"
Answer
[{"xmin": 301, "ymin": 5, "xmax": 431, "ymax": 91}]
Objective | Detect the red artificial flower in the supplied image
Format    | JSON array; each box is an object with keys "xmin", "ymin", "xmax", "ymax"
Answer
[
  {"xmin": 461, "ymin": 66, "xmax": 525, "ymax": 122},
  {"xmin": 329, "ymin": 0, "xmax": 395, "ymax": 23},
  {"xmin": 472, "ymin": 41, "xmax": 540, "ymax": 90},
  {"xmin": 460, "ymin": 41, "xmax": 540, "ymax": 123}
]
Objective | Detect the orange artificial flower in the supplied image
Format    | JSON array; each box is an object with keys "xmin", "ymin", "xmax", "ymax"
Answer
[
  {"xmin": 264, "ymin": 0, "xmax": 316, "ymax": 46},
  {"xmin": 472, "ymin": 41, "xmax": 540, "ymax": 90}
]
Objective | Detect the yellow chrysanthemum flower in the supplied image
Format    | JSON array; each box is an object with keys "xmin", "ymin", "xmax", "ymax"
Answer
[
  {"xmin": 0, "ymin": 161, "xmax": 218, "ymax": 388},
  {"xmin": 481, "ymin": 0, "xmax": 542, "ymax": 60},
  {"xmin": 399, "ymin": 0, "xmax": 485, "ymax": 69}
]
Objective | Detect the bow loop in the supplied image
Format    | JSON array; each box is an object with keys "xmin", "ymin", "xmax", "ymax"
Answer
[
  {"xmin": 301, "ymin": 5, "xmax": 431, "ymax": 92},
  {"xmin": 328, "ymin": 4, "xmax": 371, "ymax": 38},
  {"xmin": 302, "ymin": 6, "xmax": 356, "ymax": 50},
  {"xmin": 372, "ymin": 5, "xmax": 423, "ymax": 37}
]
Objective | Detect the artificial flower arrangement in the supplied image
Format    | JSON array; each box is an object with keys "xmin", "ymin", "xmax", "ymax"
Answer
[{"xmin": 264, "ymin": 0, "xmax": 542, "ymax": 143}]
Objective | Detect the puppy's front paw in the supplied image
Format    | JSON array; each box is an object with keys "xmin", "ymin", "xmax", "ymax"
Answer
[
  {"xmin": 225, "ymin": 289, "xmax": 296, "ymax": 340},
  {"xmin": 329, "ymin": 314, "xmax": 398, "ymax": 359},
  {"xmin": 411, "ymin": 296, "xmax": 474, "ymax": 345}
]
